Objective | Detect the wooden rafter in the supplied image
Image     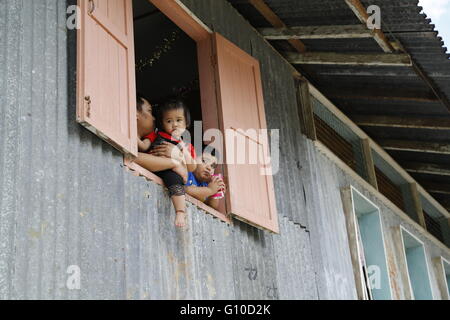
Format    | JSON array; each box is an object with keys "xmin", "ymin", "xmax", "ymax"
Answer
[
  {"xmin": 352, "ymin": 115, "xmax": 450, "ymax": 130},
  {"xmin": 329, "ymin": 92, "xmax": 439, "ymax": 103},
  {"xmin": 345, "ymin": 0, "xmax": 394, "ymax": 53},
  {"xmin": 380, "ymin": 140, "xmax": 450, "ymax": 155},
  {"xmin": 259, "ymin": 25, "xmax": 374, "ymax": 40},
  {"xmin": 404, "ymin": 162, "xmax": 450, "ymax": 177},
  {"xmin": 248, "ymin": 0, "xmax": 306, "ymax": 53},
  {"xmin": 285, "ymin": 52, "xmax": 412, "ymax": 66}
]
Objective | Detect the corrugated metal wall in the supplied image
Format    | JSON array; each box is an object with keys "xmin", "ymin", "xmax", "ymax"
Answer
[{"xmin": 1, "ymin": 0, "xmax": 449, "ymax": 300}]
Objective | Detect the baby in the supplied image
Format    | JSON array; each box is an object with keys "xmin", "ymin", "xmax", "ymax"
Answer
[
  {"xmin": 185, "ymin": 150, "xmax": 226, "ymax": 210},
  {"xmin": 142, "ymin": 99, "xmax": 197, "ymax": 228}
]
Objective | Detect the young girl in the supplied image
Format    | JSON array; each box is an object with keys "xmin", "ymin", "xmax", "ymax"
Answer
[{"xmin": 143, "ymin": 99, "xmax": 197, "ymax": 228}]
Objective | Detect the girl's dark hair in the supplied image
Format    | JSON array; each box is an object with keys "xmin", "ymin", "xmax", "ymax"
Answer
[{"xmin": 156, "ymin": 99, "xmax": 191, "ymax": 130}]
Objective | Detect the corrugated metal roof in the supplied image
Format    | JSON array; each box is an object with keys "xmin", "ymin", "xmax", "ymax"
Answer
[{"xmin": 228, "ymin": 0, "xmax": 450, "ymax": 213}]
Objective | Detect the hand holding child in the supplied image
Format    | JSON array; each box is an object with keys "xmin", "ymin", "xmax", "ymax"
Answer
[{"xmin": 150, "ymin": 141, "xmax": 184, "ymax": 163}]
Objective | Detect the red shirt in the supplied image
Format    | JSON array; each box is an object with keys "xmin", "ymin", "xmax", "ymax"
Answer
[{"xmin": 145, "ymin": 131, "xmax": 197, "ymax": 159}]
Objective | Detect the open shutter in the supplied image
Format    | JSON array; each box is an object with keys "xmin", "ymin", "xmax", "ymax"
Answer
[
  {"xmin": 77, "ymin": 0, "xmax": 137, "ymax": 156},
  {"xmin": 213, "ymin": 33, "xmax": 279, "ymax": 233}
]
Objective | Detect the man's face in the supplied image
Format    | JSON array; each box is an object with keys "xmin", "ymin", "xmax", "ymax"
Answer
[
  {"xmin": 194, "ymin": 153, "xmax": 218, "ymax": 183},
  {"xmin": 137, "ymin": 99, "xmax": 155, "ymax": 136}
]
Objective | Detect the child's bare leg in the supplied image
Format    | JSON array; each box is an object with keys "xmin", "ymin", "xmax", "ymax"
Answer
[
  {"xmin": 171, "ymin": 195, "xmax": 187, "ymax": 228},
  {"xmin": 172, "ymin": 163, "xmax": 188, "ymax": 184}
]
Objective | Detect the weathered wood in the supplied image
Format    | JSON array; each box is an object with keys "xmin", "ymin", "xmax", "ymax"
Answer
[
  {"xmin": 412, "ymin": 61, "xmax": 450, "ymax": 113},
  {"xmin": 380, "ymin": 140, "xmax": 450, "ymax": 155},
  {"xmin": 248, "ymin": 0, "xmax": 306, "ymax": 53},
  {"xmin": 361, "ymin": 138, "xmax": 378, "ymax": 189},
  {"xmin": 330, "ymin": 93, "xmax": 438, "ymax": 103},
  {"xmin": 391, "ymin": 226, "xmax": 415, "ymax": 299},
  {"xmin": 433, "ymin": 257, "xmax": 450, "ymax": 300},
  {"xmin": 409, "ymin": 183, "xmax": 427, "ymax": 229},
  {"xmin": 259, "ymin": 25, "xmax": 374, "ymax": 40},
  {"xmin": 352, "ymin": 115, "xmax": 450, "ymax": 130},
  {"xmin": 285, "ymin": 52, "xmax": 412, "ymax": 66},
  {"xmin": 340, "ymin": 187, "xmax": 367, "ymax": 300},
  {"xmin": 345, "ymin": 0, "xmax": 394, "ymax": 53},
  {"xmin": 296, "ymin": 80, "xmax": 317, "ymax": 140},
  {"xmin": 404, "ymin": 162, "xmax": 450, "ymax": 177}
]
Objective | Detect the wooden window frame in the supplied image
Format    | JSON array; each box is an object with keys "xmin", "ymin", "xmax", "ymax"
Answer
[
  {"xmin": 124, "ymin": 0, "xmax": 230, "ymax": 223},
  {"xmin": 394, "ymin": 225, "xmax": 435, "ymax": 300},
  {"xmin": 341, "ymin": 186, "xmax": 394, "ymax": 300},
  {"xmin": 433, "ymin": 256, "xmax": 450, "ymax": 300}
]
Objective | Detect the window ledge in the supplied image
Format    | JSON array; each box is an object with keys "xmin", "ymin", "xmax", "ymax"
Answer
[{"xmin": 124, "ymin": 157, "xmax": 232, "ymax": 224}]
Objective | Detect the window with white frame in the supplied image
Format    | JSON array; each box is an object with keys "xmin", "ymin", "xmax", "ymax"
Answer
[
  {"xmin": 399, "ymin": 226, "xmax": 434, "ymax": 300},
  {"xmin": 341, "ymin": 186, "xmax": 393, "ymax": 300}
]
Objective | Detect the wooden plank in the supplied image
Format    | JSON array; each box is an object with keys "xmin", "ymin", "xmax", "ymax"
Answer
[
  {"xmin": 380, "ymin": 140, "xmax": 450, "ymax": 155},
  {"xmin": 285, "ymin": 52, "xmax": 412, "ymax": 66},
  {"xmin": 248, "ymin": 0, "xmax": 307, "ymax": 53},
  {"xmin": 296, "ymin": 80, "xmax": 317, "ymax": 140},
  {"xmin": 329, "ymin": 93, "xmax": 438, "ymax": 103},
  {"xmin": 345, "ymin": 0, "xmax": 394, "ymax": 53},
  {"xmin": 433, "ymin": 257, "xmax": 450, "ymax": 300},
  {"xmin": 362, "ymin": 139, "xmax": 378, "ymax": 189},
  {"xmin": 340, "ymin": 187, "xmax": 367, "ymax": 300},
  {"xmin": 352, "ymin": 115, "xmax": 450, "ymax": 130},
  {"xmin": 150, "ymin": 0, "xmax": 211, "ymax": 41},
  {"xmin": 404, "ymin": 162, "xmax": 450, "ymax": 177},
  {"xmin": 259, "ymin": 25, "xmax": 374, "ymax": 40},
  {"xmin": 409, "ymin": 183, "xmax": 427, "ymax": 229}
]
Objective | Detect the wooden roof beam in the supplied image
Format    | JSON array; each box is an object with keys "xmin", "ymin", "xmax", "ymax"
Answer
[
  {"xmin": 404, "ymin": 162, "xmax": 450, "ymax": 177},
  {"xmin": 352, "ymin": 115, "xmax": 450, "ymax": 130},
  {"xmin": 380, "ymin": 140, "xmax": 450, "ymax": 155},
  {"xmin": 329, "ymin": 93, "xmax": 439, "ymax": 103},
  {"xmin": 259, "ymin": 25, "xmax": 374, "ymax": 40},
  {"xmin": 285, "ymin": 52, "xmax": 412, "ymax": 66},
  {"xmin": 248, "ymin": 0, "xmax": 306, "ymax": 53},
  {"xmin": 345, "ymin": 0, "xmax": 394, "ymax": 53}
]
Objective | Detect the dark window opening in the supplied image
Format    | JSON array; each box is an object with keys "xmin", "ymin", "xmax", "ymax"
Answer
[
  {"xmin": 133, "ymin": 0, "xmax": 202, "ymax": 140},
  {"xmin": 375, "ymin": 166, "xmax": 405, "ymax": 211},
  {"xmin": 314, "ymin": 115, "xmax": 357, "ymax": 171},
  {"xmin": 423, "ymin": 211, "xmax": 444, "ymax": 242}
]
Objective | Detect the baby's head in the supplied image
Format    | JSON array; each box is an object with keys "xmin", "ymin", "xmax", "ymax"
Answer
[
  {"xmin": 193, "ymin": 150, "xmax": 219, "ymax": 183},
  {"xmin": 136, "ymin": 95, "xmax": 155, "ymax": 137},
  {"xmin": 156, "ymin": 99, "xmax": 191, "ymax": 139}
]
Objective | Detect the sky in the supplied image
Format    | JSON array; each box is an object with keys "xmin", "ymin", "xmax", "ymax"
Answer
[{"xmin": 419, "ymin": 0, "xmax": 450, "ymax": 53}]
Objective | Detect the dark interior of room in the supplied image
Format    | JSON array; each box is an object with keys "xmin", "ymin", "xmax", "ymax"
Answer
[{"xmin": 133, "ymin": 0, "xmax": 202, "ymax": 136}]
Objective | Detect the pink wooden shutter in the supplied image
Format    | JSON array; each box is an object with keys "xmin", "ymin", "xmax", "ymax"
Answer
[
  {"xmin": 213, "ymin": 33, "xmax": 279, "ymax": 233},
  {"xmin": 77, "ymin": 0, "xmax": 137, "ymax": 156}
]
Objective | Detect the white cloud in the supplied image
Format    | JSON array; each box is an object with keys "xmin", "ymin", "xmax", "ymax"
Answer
[{"xmin": 419, "ymin": 0, "xmax": 450, "ymax": 21}]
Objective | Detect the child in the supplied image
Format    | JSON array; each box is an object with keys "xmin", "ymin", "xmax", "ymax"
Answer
[
  {"xmin": 135, "ymin": 96, "xmax": 188, "ymax": 183},
  {"xmin": 144, "ymin": 99, "xmax": 197, "ymax": 228},
  {"xmin": 185, "ymin": 150, "xmax": 226, "ymax": 210}
]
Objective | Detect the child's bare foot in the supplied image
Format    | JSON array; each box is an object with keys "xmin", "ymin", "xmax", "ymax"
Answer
[
  {"xmin": 173, "ymin": 165, "xmax": 188, "ymax": 184},
  {"xmin": 175, "ymin": 210, "xmax": 187, "ymax": 228}
]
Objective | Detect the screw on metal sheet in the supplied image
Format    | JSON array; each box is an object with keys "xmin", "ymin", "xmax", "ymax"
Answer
[
  {"xmin": 85, "ymin": 95, "xmax": 92, "ymax": 118},
  {"xmin": 245, "ymin": 265, "xmax": 258, "ymax": 280}
]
